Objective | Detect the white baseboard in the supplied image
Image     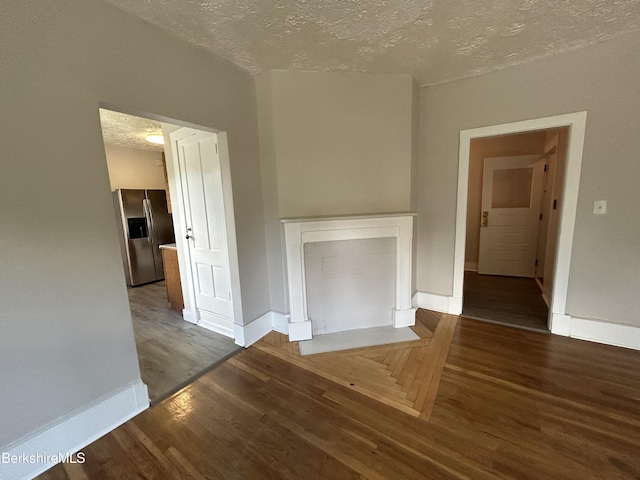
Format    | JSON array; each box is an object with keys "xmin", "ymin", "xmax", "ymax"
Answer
[
  {"xmin": 198, "ymin": 310, "xmax": 234, "ymax": 339},
  {"xmin": 4, "ymin": 381, "xmax": 148, "ymax": 480},
  {"xmin": 234, "ymin": 312, "xmax": 272, "ymax": 347},
  {"xmin": 448, "ymin": 296, "xmax": 463, "ymax": 315},
  {"xmin": 288, "ymin": 320, "xmax": 313, "ymax": 341},
  {"xmin": 413, "ymin": 291, "xmax": 462, "ymax": 315},
  {"xmin": 550, "ymin": 313, "xmax": 572, "ymax": 336},
  {"xmin": 464, "ymin": 262, "xmax": 478, "ymax": 272},
  {"xmin": 552, "ymin": 314, "xmax": 640, "ymax": 350},
  {"xmin": 271, "ymin": 311, "xmax": 290, "ymax": 334},
  {"xmin": 414, "ymin": 293, "xmax": 640, "ymax": 351},
  {"xmin": 233, "ymin": 311, "xmax": 291, "ymax": 347},
  {"xmin": 182, "ymin": 308, "xmax": 197, "ymax": 324},
  {"xmin": 393, "ymin": 307, "xmax": 417, "ymax": 328}
]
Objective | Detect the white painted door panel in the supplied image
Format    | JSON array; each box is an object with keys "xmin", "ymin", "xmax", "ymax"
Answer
[
  {"xmin": 176, "ymin": 131, "xmax": 233, "ymax": 321},
  {"xmin": 478, "ymin": 155, "xmax": 544, "ymax": 278}
]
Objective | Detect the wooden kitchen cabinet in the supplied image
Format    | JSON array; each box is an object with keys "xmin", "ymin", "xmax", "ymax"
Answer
[{"xmin": 160, "ymin": 245, "xmax": 184, "ymax": 312}]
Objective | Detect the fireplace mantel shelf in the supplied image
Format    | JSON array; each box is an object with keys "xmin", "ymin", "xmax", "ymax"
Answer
[
  {"xmin": 281, "ymin": 212, "xmax": 417, "ymax": 223},
  {"xmin": 281, "ymin": 213, "xmax": 417, "ymax": 341}
]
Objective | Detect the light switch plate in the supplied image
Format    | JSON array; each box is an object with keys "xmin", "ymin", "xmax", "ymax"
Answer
[{"xmin": 594, "ymin": 200, "xmax": 607, "ymax": 215}]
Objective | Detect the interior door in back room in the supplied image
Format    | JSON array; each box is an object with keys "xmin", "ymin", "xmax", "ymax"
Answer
[
  {"xmin": 173, "ymin": 128, "xmax": 234, "ymax": 334},
  {"xmin": 478, "ymin": 154, "xmax": 544, "ymax": 278}
]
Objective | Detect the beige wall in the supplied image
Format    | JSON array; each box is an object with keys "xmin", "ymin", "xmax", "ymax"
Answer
[
  {"xmin": 0, "ymin": 0, "xmax": 269, "ymax": 449},
  {"xmin": 262, "ymin": 70, "xmax": 415, "ymax": 218},
  {"xmin": 418, "ymin": 32, "xmax": 640, "ymax": 327},
  {"xmin": 465, "ymin": 132, "xmax": 547, "ymax": 266},
  {"xmin": 257, "ymin": 70, "xmax": 416, "ymax": 313},
  {"xmin": 104, "ymin": 144, "xmax": 166, "ymax": 190}
]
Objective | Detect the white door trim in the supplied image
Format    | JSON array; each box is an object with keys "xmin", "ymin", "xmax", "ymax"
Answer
[
  {"xmin": 164, "ymin": 127, "xmax": 243, "ymax": 335},
  {"xmin": 453, "ymin": 111, "xmax": 587, "ymax": 333}
]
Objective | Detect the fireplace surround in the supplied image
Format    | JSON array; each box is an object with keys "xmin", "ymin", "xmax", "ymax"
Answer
[{"xmin": 281, "ymin": 213, "xmax": 417, "ymax": 341}]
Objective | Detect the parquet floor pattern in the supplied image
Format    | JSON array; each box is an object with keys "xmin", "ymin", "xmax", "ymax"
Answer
[{"xmin": 252, "ymin": 309, "xmax": 457, "ymax": 419}]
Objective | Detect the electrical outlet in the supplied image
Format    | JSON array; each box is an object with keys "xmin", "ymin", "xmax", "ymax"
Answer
[{"xmin": 594, "ymin": 200, "xmax": 607, "ymax": 215}]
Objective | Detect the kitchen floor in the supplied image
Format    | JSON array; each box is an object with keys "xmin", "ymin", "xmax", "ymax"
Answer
[
  {"xmin": 128, "ymin": 281, "xmax": 240, "ymax": 404},
  {"xmin": 462, "ymin": 271, "xmax": 549, "ymax": 332}
]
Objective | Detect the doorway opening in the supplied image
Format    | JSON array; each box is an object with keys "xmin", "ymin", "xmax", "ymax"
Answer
[
  {"xmin": 453, "ymin": 112, "xmax": 587, "ymax": 335},
  {"xmin": 461, "ymin": 129, "xmax": 568, "ymax": 331},
  {"xmin": 98, "ymin": 107, "xmax": 241, "ymax": 403}
]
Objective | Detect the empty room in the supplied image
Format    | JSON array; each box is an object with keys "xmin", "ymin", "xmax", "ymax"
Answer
[{"xmin": 2, "ymin": 1, "xmax": 640, "ymax": 479}]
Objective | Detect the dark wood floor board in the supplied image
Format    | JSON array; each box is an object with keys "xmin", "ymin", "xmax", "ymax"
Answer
[
  {"xmin": 233, "ymin": 350, "xmax": 407, "ymax": 432},
  {"xmin": 276, "ymin": 390, "xmax": 471, "ymax": 480},
  {"xmin": 108, "ymin": 427, "xmax": 164, "ymax": 480},
  {"xmin": 173, "ymin": 386, "xmax": 270, "ymax": 458},
  {"xmin": 447, "ymin": 358, "xmax": 640, "ymax": 411},
  {"xmin": 133, "ymin": 393, "xmax": 235, "ymax": 478},
  {"xmin": 215, "ymin": 359, "xmax": 425, "ymax": 479},
  {"xmin": 128, "ymin": 281, "xmax": 240, "ymax": 403},
  {"xmin": 38, "ymin": 309, "xmax": 640, "ymax": 479},
  {"xmin": 435, "ymin": 365, "xmax": 640, "ymax": 478},
  {"xmin": 267, "ymin": 410, "xmax": 419, "ymax": 480},
  {"xmin": 234, "ymin": 346, "xmax": 333, "ymax": 395},
  {"xmin": 462, "ymin": 271, "xmax": 549, "ymax": 331},
  {"xmin": 449, "ymin": 320, "xmax": 640, "ymax": 397},
  {"xmin": 82, "ymin": 434, "xmax": 145, "ymax": 480},
  {"xmin": 446, "ymin": 345, "xmax": 640, "ymax": 411},
  {"xmin": 226, "ymin": 356, "xmax": 272, "ymax": 382},
  {"xmin": 320, "ymin": 389, "xmax": 505, "ymax": 480},
  {"xmin": 293, "ymin": 371, "xmax": 501, "ymax": 477},
  {"xmin": 494, "ymin": 438, "xmax": 629, "ymax": 480},
  {"xmin": 443, "ymin": 356, "xmax": 640, "ymax": 442},
  {"xmin": 253, "ymin": 341, "xmax": 422, "ymax": 415},
  {"xmin": 222, "ymin": 411, "xmax": 332, "ymax": 480},
  {"xmin": 257, "ymin": 413, "xmax": 364, "ymax": 480},
  {"xmin": 163, "ymin": 446, "xmax": 208, "ymax": 480}
]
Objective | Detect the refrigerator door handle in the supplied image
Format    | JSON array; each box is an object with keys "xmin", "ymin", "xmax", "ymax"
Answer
[{"xmin": 143, "ymin": 199, "xmax": 153, "ymax": 244}]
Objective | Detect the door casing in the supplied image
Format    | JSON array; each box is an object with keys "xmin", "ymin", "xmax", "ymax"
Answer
[{"xmin": 453, "ymin": 112, "xmax": 587, "ymax": 333}]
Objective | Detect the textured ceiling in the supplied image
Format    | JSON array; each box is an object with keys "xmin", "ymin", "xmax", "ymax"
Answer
[
  {"xmin": 99, "ymin": 109, "xmax": 164, "ymax": 152},
  {"xmin": 103, "ymin": 0, "xmax": 640, "ymax": 85}
]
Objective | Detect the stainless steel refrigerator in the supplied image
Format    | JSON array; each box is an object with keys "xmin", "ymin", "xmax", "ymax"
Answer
[{"xmin": 113, "ymin": 189, "xmax": 175, "ymax": 286}]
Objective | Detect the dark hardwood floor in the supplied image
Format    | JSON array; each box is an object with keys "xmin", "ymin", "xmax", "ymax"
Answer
[
  {"xmin": 128, "ymin": 281, "xmax": 240, "ymax": 404},
  {"xmin": 463, "ymin": 271, "xmax": 549, "ymax": 331},
  {"xmin": 38, "ymin": 310, "xmax": 640, "ymax": 479}
]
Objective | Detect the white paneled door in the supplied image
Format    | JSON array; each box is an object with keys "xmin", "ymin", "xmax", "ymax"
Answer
[
  {"xmin": 173, "ymin": 128, "xmax": 234, "ymax": 328},
  {"xmin": 478, "ymin": 155, "xmax": 544, "ymax": 278}
]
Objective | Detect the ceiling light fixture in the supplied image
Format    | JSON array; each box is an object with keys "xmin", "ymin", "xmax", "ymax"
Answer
[{"xmin": 145, "ymin": 134, "xmax": 164, "ymax": 145}]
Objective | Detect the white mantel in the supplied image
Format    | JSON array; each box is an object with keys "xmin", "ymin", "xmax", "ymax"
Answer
[{"xmin": 281, "ymin": 213, "xmax": 417, "ymax": 341}]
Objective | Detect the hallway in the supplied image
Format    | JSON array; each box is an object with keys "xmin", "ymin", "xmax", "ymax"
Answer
[{"xmin": 462, "ymin": 271, "xmax": 549, "ymax": 332}]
